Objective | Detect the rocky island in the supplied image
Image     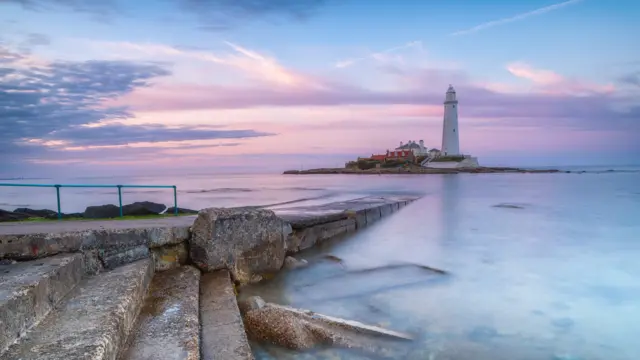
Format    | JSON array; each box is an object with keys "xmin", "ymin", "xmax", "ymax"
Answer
[{"xmin": 284, "ymin": 165, "xmax": 562, "ymax": 175}]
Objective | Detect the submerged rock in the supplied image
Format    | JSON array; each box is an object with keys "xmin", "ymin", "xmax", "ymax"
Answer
[
  {"xmin": 242, "ymin": 297, "xmax": 412, "ymax": 353},
  {"xmin": 492, "ymin": 203, "xmax": 525, "ymax": 209},
  {"xmin": 283, "ymin": 256, "xmax": 308, "ymax": 270},
  {"xmin": 189, "ymin": 207, "xmax": 292, "ymax": 284},
  {"xmin": 122, "ymin": 201, "xmax": 166, "ymax": 216}
]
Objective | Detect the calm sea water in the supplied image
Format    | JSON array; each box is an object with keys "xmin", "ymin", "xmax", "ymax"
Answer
[{"xmin": 2, "ymin": 169, "xmax": 640, "ymax": 359}]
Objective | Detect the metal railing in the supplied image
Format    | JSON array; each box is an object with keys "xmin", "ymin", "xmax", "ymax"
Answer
[{"xmin": 0, "ymin": 183, "xmax": 178, "ymax": 220}]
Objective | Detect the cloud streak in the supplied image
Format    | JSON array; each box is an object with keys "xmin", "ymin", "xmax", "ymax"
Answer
[
  {"xmin": 334, "ymin": 41, "xmax": 421, "ymax": 68},
  {"xmin": 450, "ymin": 0, "xmax": 584, "ymax": 36}
]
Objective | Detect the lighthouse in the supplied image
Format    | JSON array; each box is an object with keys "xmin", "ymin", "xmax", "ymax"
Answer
[{"xmin": 441, "ymin": 85, "xmax": 460, "ymax": 156}]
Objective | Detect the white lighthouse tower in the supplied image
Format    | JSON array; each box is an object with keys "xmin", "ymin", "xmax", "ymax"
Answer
[{"xmin": 441, "ymin": 85, "xmax": 460, "ymax": 156}]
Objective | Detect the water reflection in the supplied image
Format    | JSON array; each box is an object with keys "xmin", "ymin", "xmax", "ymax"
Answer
[{"xmin": 241, "ymin": 173, "xmax": 640, "ymax": 360}]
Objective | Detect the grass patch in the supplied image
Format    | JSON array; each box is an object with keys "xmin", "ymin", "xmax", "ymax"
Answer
[{"xmin": 9, "ymin": 213, "xmax": 194, "ymax": 223}]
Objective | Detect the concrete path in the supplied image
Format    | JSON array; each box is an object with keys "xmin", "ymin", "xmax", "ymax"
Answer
[{"xmin": 0, "ymin": 215, "xmax": 197, "ymax": 236}]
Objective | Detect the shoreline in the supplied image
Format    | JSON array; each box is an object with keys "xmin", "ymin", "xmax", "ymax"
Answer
[{"xmin": 283, "ymin": 166, "xmax": 563, "ymax": 175}]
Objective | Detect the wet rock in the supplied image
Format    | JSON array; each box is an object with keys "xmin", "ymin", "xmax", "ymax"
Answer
[
  {"xmin": 122, "ymin": 201, "xmax": 166, "ymax": 216},
  {"xmin": 238, "ymin": 295, "xmax": 266, "ymax": 313},
  {"xmin": 243, "ymin": 301, "xmax": 411, "ymax": 354},
  {"xmin": 189, "ymin": 207, "xmax": 291, "ymax": 284},
  {"xmin": 0, "ymin": 209, "xmax": 30, "ymax": 222},
  {"xmin": 492, "ymin": 203, "xmax": 525, "ymax": 209},
  {"xmin": 166, "ymin": 206, "xmax": 198, "ymax": 214},
  {"xmin": 283, "ymin": 256, "xmax": 308, "ymax": 270},
  {"xmin": 13, "ymin": 208, "xmax": 57, "ymax": 218},
  {"xmin": 84, "ymin": 204, "xmax": 121, "ymax": 219}
]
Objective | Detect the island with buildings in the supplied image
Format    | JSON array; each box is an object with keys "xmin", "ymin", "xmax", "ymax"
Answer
[{"xmin": 285, "ymin": 85, "xmax": 559, "ymax": 175}]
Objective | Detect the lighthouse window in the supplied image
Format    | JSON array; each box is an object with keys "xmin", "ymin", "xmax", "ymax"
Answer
[{"xmin": 453, "ymin": 129, "xmax": 456, "ymax": 132}]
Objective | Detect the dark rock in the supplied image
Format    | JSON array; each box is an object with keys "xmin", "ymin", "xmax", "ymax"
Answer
[
  {"xmin": 189, "ymin": 207, "xmax": 292, "ymax": 284},
  {"xmin": 122, "ymin": 201, "xmax": 166, "ymax": 216},
  {"xmin": 13, "ymin": 208, "xmax": 58, "ymax": 218},
  {"xmin": 44, "ymin": 212, "xmax": 84, "ymax": 220},
  {"xmin": 0, "ymin": 209, "xmax": 31, "ymax": 222},
  {"xmin": 492, "ymin": 203, "xmax": 525, "ymax": 209},
  {"xmin": 84, "ymin": 204, "xmax": 121, "ymax": 219},
  {"xmin": 165, "ymin": 206, "xmax": 198, "ymax": 215}
]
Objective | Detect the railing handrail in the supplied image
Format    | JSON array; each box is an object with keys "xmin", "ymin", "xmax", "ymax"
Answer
[{"xmin": 0, "ymin": 183, "xmax": 179, "ymax": 219}]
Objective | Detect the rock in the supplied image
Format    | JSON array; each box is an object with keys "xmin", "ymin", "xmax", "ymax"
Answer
[
  {"xmin": 0, "ymin": 209, "xmax": 31, "ymax": 222},
  {"xmin": 44, "ymin": 212, "xmax": 84, "ymax": 220},
  {"xmin": 243, "ymin": 305, "xmax": 344, "ymax": 350},
  {"xmin": 492, "ymin": 203, "xmax": 525, "ymax": 209},
  {"xmin": 84, "ymin": 204, "xmax": 121, "ymax": 219},
  {"xmin": 283, "ymin": 256, "xmax": 308, "ymax": 270},
  {"xmin": 13, "ymin": 208, "xmax": 58, "ymax": 218},
  {"xmin": 243, "ymin": 302, "xmax": 411, "ymax": 352},
  {"xmin": 122, "ymin": 201, "xmax": 166, "ymax": 216},
  {"xmin": 238, "ymin": 296, "xmax": 267, "ymax": 314},
  {"xmin": 166, "ymin": 206, "xmax": 198, "ymax": 215},
  {"xmin": 189, "ymin": 207, "xmax": 291, "ymax": 284}
]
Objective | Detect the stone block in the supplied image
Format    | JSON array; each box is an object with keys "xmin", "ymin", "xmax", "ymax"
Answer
[
  {"xmin": 190, "ymin": 208, "xmax": 289, "ymax": 284},
  {"xmin": 345, "ymin": 209, "xmax": 367, "ymax": 229},
  {"xmin": 289, "ymin": 218, "xmax": 356, "ymax": 252},
  {"xmin": 100, "ymin": 245, "xmax": 150, "ymax": 270},
  {"xmin": 380, "ymin": 204, "xmax": 394, "ymax": 217},
  {"xmin": 200, "ymin": 271, "xmax": 253, "ymax": 360},
  {"xmin": 121, "ymin": 266, "xmax": 200, "ymax": 360},
  {"xmin": 151, "ymin": 242, "xmax": 189, "ymax": 272},
  {"xmin": 2, "ymin": 258, "xmax": 154, "ymax": 360},
  {"xmin": 0, "ymin": 226, "xmax": 190, "ymax": 261},
  {"xmin": 0, "ymin": 254, "xmax": 84, "ymax": 354},
  {"xmin": 365, "ymin": 207, "xmax": 381, "ymax": 224}
]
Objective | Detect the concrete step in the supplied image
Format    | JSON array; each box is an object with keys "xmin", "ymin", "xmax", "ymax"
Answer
[
  {"xmin": 200, "ymin": 270, "xmax": 253, "ymax": 360},
  {"xmin": 121, "ymin": 265, "xmax": 201, "ymax": 360},
  {"xmin": 2, "ymin": 258, "xmax": 153, "ymax": 360},
  {"xmin": 0, "ymin": 253, "xmax": 84, "ymax": 354}
]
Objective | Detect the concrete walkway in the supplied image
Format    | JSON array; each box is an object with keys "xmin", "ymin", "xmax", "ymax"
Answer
[{"xmin": 0, "ymin": 215, "xmax": 197, "ymax": 236}]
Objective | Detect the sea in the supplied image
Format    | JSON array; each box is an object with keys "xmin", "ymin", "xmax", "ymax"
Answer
[{"xmin": 1, "ymin": 166, "xmax": 640, "ymax": 359}]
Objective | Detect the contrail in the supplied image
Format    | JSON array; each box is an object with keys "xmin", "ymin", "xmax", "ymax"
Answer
[
  {"xmin": 451, "ymin": 0, "xmax": 584, "ymax": 36},
  {"xmin": 334, "ymin": 41, "xmax": 421, "ymax": 68}
]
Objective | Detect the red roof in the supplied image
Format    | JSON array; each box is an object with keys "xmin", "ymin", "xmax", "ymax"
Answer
[{"xmin": 370, "ymin": 154, "xmax": 386, "ymax": 161}]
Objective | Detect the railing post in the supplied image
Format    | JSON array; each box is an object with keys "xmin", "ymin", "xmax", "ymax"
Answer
[
  {"xmin": 117, "ymin": 185, "xmax": 123, "ymax": 217},
  {"xmin": 55, "ymin": 185, "xmax": 62, "ymax": 220},
  {"xmin": 173, "ymin": 186, "xmax": 178, "ymax": 216}
]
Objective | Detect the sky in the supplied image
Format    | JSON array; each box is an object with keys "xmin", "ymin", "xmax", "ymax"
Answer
[{"xmin": 1, "ymin": 0, "xmax": 639, "ymax": 177}]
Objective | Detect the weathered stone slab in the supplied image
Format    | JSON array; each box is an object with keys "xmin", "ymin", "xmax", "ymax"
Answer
[
  {"xmin": 0, "ymin": 253, "xmax": 84, "ymax": 354},
  {"xmin": 100, "ymin": 245, "xmax": 150, "ymax": 270},
  {"xmin": 190, "ymin": 208, "xmax": 290, "ymax": 283},
  {"xmin": 288, "ymin": 218, "xmax": 356, "ymax": 252},
  {"xmin": 200, "ymin": 271, "xmax": 253, "ymax": 360},
  {"xmin": 151, "ymin": 242, "xmax": 189, "ymax": 272},
  {"xmin": 122, "ymin": 266, "xmax": 200, "ymax": 360},
  {"xmin": 2, "ymin": 258, "xmax": 153, "ymax": 360},
  {"xmin": 0, "ymin": 223, "xmax": 191, "ymax": 261},
  {"xmin": 365, "ymin": 207, "xmax": 382, "ymax": 224},
  {"xmin": 380, "ymin": 204, "xmax": 394, "ymax": 217},
  {"xmin": 345, "ymin": 209, "xmax": 367, "ymax": 229}
]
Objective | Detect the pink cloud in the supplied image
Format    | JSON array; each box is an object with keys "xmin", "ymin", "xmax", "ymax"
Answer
[{"xmin": 506, "ymin": 62, "xmax": 615, "ymax": 95}]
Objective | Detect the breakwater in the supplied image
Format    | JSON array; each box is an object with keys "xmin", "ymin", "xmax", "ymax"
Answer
[{"xmin": 0, "ymin": 195, "xmax": 418, "ymax": 359}]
